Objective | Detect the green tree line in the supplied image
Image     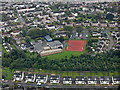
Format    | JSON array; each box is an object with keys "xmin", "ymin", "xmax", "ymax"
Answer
[{"xmin": 2, "ymin": 49, "xmax": 120, "ymax": 72}]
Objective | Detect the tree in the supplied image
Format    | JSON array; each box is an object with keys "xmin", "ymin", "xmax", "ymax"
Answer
[
  {"xmin": 27, "ymin": 29, "xmax": 50, "ymax": 39},
  {"xmin": 4, "ymin": 36, "xmax": 9, "ymax": 42},
  {"xmin": 75, "ymin": 25, "xmax": 83, "ymax": 33},
  {"xmin": 59, "ymin": 36, "xmax": 64, "ymax": 42},
  {"xmin": 25, "ymin": 36, "xmax": 31, "ymax": 43},
  {"xmin": 22, "ymin": 29, "xmax": 27, "ymax": 36},
  {"xmin": 106, "ymin": 13, "xmax": 114, "ymax": 20},
  {"xmin": 63, "ymin": 26, "xmax": 73, "ymax": 32}
]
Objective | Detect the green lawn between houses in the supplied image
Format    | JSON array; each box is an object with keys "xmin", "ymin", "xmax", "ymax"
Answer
[
  {"xmin": 43, "ymin": 40, "xmax": 88, "ymax": 60},
  {"xmin": 40, "ymin": 70, "xmax": 120, "ymax": 78}
]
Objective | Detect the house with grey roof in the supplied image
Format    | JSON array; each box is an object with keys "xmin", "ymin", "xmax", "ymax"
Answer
[
  {"xmin": 112, "ymin": 76, "xmax": 120, "ymax": 85},
  {"xmin": 25, "ymin": 73, "xmax": 36, "ymax": 83},
  {"xmin": 50, "ymin": 75, "xmax": 60, "ymax": 84},
  {"xmin": 36, "ymin": 75, "xmax": 48, "ymax": 84},
  {"xmin": 13, "ymin": 71, "xmax": 24, "ymax": 82},
  {"xmin": 75, "ymin": 76, "xmax": 86, "ymax": 85},
  {"xmin": 100, "ymin": 76, "xmax": 110, "ymax": 85},
  {"xmin": 87, "ymin": 76, "xmax": 97, "ymax": 84},
  {"xmin": 63, "ymin": 76, "xmax": 72, "ymax": 85}
]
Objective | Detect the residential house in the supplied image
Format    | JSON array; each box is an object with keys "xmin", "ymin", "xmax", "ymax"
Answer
[
  {"xmin": 87, "ymin": 76, "xmax": 97, "ymax": 84},
  {"xmin": 13, "ymin": 71, "xmax": 24, "ymax": 82},
  {"xmin": 75, "ymin": 76, "xmax": 86, "ymax": 85},
  {"xmin": 68, "ymin": 15, "xmax": 75, "ymax": 20},
  {"xmin": 83, "ymin": 20, "xmax": 90, "ymax": 26},
  {"xmin": 11, "ymin": 30, "xmax": 21, "ymax": 36},
  {"xmin": 25, "ymin": 73, "xmax": 36, "ymax": 83},
  {"xmin": 91, "ymin": 21, "xmax": 99, "ymax": 27},
  {"xmin": 1, "ymin": 32, "xmax": 10, "ymax": 38},
  {"xmin": 17, "ymin": 23, "xmax": 23, "ymax": 28},
  {"xmin": 46, "ymin": 25, "xmax": 55, "ymax": 30},
  {"xmin": 100, "ymin": 21, "xmax": 108, "ymax": 27},
  {"xmin": 100, "ymin": 76, "xmax": 110, "ymax": 85},
  {"xmin": 109, "ymin": 22, "xmax": 116, "ymax": 27},
  {"xmin": 112, "ymin": 76, "xmax": 120, "ymax": 85},
  {"xmin": 55, "ymin": 32, "xmax": 66, "ymax": 38},
  {"xmin": 92, "ymin": 31, "xmax": 101, "ymax": 36},
  {"xmin": 63, "ymin": 76, "xmax": 72, "ymax": 85},
  {"xmin": 50, "ymin": 75, "xmax": 60, "ymax": 84},
  {"xmin": 53, "ymin": 11, "xmax": 65, "ymax": 16},
  {"xmin": 17, "ymin": 8, "xmax": 35, "ymax": 12},
  {"xmin": 36, "ymin": 75, "xmax": 48, "ymax": 84}
]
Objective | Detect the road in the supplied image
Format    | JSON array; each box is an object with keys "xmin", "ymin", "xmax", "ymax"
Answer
[
  {"xmin": 103, "ymin": 30, "xmax": 114, "ymax": 51},
  {"xmin": 82, "ymin": 29, "xmax": 89, "ymax": 39},
  {"xmin": 17, "ymin": 13, "xmax": 25, "ymax": 25},
  {"xmin": 2, "ymin": 80, "xmax": 119, "ymax": 89}
]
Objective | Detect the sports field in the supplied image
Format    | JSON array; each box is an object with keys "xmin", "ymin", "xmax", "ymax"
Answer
[
  {"xmin": 66, "ymin": 40, "xmax": 85, "ymax": 51},
  {"xmin": 44, "ymin": 40, "xmax": 87, "ymax": 60}
]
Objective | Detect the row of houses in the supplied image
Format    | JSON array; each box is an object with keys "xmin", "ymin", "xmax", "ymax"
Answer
[
  {"xmin": 13, "ymin": 71, "xmax": 120, "ymax": 85},
  {"xmin": 2, "ymin": 40, "xmax": 12, "ymax": 53},
  {"xmin": 91, "ymin": 31, "xmax": 109, "ymax": 53},
  {"xmin": 82, "ymin": 21, "xmax": 118, "ymax": 27}
]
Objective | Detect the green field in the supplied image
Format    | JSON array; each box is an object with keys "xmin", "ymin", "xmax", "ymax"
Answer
[
  {"xmin": 1, "ymin": 67, "xmax": 14, "ymax": 80},
  {"xmin": 43, "ymin": 40, "xmax": 87, "ymax": 60},
  {"xmin": 10, "ymin": 44, "xmax": 16, "ymax": 49},
  {"xmin": 2, "ymin": 46, "xmax": 7, "ymax": 53},
  {"xmin": 40, "ymin": 69, "xmax": 120, "ymax": 78}
]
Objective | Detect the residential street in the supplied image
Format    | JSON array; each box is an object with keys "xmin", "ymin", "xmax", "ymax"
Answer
[
  {"xmin": 2, "ymin": 80, "xmax": 119, "ymax": 90},
  {"xmin": 17, "ymin": 13, "xmax": 25, "ymax": 25},
  {"xmin": 103, "ymin": 30, "xmax": 115, "ymax": 51},
  {"xmin": 82, "ymin": 29, "xmax": 89, "ymax": 39}
]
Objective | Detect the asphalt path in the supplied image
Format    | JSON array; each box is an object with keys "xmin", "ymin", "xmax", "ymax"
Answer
[
  {"xmin": 103, "ymin": 30, "xmax": 114, "ymax": 51},
  {"xmin": 17, "ymin": 13, "xmax": 25, "ymax": 25},
  {"xmin": 82, "ymin": 29, "xmax": 89, "ymax": 39}
]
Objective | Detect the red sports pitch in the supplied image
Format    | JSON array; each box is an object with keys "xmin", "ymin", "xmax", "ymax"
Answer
[{"xmin": 66, "ymin": 40, "xmax": 85, "ymax": 52}]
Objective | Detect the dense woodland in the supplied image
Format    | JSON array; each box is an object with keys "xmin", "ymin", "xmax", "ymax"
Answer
[{"xmin": 2, "ymin": 49, "xmax": 120, "ymax": 71}]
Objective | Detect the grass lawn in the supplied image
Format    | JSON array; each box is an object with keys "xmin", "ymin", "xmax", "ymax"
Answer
[
  {"xmin": 2, "ymin": 66, "xmax": 119, "ymax": 80},
  {"xmin": 1, "ymin": 67, "xmax": 14, "ymax": 80},
  {"xmin": 43, "ymin": 40, "xmax": 87, "ymax": 60},
  {"xmin": 0, "ymin": 44, "xmax": 2, "ymax": 51},
  {"xmin": 40, "ymin": 69, "xmax": 120, "ymax": 78},
  {"xmin": 10, "ymin": 44, "xmax": 16, "ymax": 49},
  {"xmin": 2, "ymin": 46, "xmax": 7, "ymax": 53}
]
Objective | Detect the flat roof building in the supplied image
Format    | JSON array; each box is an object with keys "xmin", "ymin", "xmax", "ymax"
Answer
[{"xmin": 45, "ymin": 35, "xmax": 52, "ymax": 42}]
